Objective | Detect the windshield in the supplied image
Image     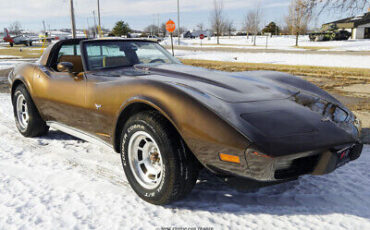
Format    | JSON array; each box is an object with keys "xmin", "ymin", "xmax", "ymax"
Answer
[{"xmin": 83, "ymin": 40, "xmax": 180, "ymax": 71}]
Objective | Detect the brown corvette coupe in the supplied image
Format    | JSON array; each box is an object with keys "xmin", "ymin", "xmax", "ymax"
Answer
[{"xmin": 8, "ymin": 38, "xmax": 363, "ymax": 205}]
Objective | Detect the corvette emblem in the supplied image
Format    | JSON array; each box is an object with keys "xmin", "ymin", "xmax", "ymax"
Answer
[
  {"xmin": 321, "ymin": 117, "xmax": 331, "ymax": 122},
  {"xmin": 95, "ymin": 104, "xmax": 102, "ymax": 110}
]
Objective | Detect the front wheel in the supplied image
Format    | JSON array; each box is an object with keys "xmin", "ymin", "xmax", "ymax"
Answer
[
  {"xmin": 120, "ymin": 111, "xmax": 199, "ymax": 205},
  {"xmin": 12, "ymin": 85, "xmax": 49, "ymax": 137}
]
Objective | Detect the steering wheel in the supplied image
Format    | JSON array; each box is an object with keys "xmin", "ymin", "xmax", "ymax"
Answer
[{"xmin": 149, "ymin": 59, "xmax": 166, "ymax": 64}]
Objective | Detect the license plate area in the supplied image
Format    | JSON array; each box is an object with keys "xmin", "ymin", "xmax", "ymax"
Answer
[{"xmin": 336, "ymin": 147, "xmax": 351, "ymax": 168}]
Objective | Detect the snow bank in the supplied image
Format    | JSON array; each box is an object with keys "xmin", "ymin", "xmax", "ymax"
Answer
[
  {"xmin": 174, "ymin": 49, "xmax": 370, "ymax": 69},
  {"xmin": 161, "ymin": 36, "xmax": 370, "ymax": 52},
  {"xmin": 0, "ymin": 93, "xmax": 369, "ymax": 230}
]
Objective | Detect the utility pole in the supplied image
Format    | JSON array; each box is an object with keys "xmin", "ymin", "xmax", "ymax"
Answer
[
  {"xmin": 97, "ymin": 0, "xmax": 101, "ymax": 27},
  {"xmin": 97, "ymin": 0, "xmax": 101, "ymax": 37},
  {"xmin": 177, "ymin": 0, "xmax": 180, "ymax": 45},
  {"xmin": 42, "ymin": 20, "xmax": 46, "ymax": 34},
  {"xmin": 70, "ymin": 0, "xmax": 77, "ymax": 38},
  {"xmin": 93, "ymin": 10, "xmax": 98, "ymax": 38},
  {"xmin": 157, "ymin": 14, "xmax": 160, "ymax": 36}
]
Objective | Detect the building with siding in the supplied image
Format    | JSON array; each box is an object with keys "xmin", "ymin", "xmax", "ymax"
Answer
[{"xmin": 322, "ymin": 11, "xmax": 370, "ymax": 39}]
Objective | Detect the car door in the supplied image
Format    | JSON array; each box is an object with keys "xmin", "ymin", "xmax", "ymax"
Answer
[
  {"xmin": 33, "ymin": 42, "xmax": 88, "ymax": 130},
  {"xmin": 79, "ymin": 41, "xmax": 135, "ymax": 142}
]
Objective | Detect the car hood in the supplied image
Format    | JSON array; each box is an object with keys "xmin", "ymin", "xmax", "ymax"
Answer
[
  {"xmin": 135, "ymin": 64, "xmax": 302, "ymax": 103},
  {"xmin": 123, "ymin": 64, "xmax": 357, "ymax": 155}
]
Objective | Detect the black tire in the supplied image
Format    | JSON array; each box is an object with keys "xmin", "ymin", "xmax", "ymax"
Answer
[
  {"xmin": 120, "ymin": 111, "xmax": 199, "ymax": 205},
  {"xmin": 12, "ymin": 84, "xmax": 49, "ymax": 137},
  {"xmin": 10, "ymin": 43, "xmax": 13, "ymax": 47}
]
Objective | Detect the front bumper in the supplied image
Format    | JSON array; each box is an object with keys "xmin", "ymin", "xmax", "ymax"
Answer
[
  {"xmin": 212, "ymin": 143, "xmax": 363, "ymax": 190},
  {"xmin": 246, "ymin": 142, "xmax": 363, "ymax": 181}
]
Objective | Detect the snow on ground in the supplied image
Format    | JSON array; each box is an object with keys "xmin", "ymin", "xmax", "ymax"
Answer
[
  {"xmin": 174, "ymin": 49, "xmax": 370, "ymax": 68},
  {"xmin": 162, "ymin": 36, "xmax": 370, "ymax": 52},
  {"xmin": 0, "ymin": 93, "xmax": 369, "ymax": 230}
]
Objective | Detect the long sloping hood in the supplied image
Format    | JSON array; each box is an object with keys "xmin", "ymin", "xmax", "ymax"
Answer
[
  {"xmin": 135, "ymin": 64, "xmax": 303, "ymax": 103},
  {"xmin": 131, "ymin": 64, "xmax": 357, "ymax": 155}
]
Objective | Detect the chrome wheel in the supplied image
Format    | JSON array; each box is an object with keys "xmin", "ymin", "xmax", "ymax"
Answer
[
  {"xmin": 128, "ymin": 131, "xmax": 163, "ymax": 190},
  {"xmin": 16, "ymin": 94, "xmax": 29, "ymax": 131}
]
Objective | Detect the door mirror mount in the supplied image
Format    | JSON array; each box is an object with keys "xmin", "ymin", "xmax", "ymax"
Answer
[{"xmin": 57, "ymin": 62, "xmax": 74, "ymax": 73}]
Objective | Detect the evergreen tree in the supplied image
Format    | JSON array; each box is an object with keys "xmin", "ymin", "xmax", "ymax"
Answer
[
  {"xmin": 111, "ymin": 20, "xmax": 131, "ymax": 37},
  {"xmin": 262, "ymin": 22, "xmax": 280, "ymax": 35}
]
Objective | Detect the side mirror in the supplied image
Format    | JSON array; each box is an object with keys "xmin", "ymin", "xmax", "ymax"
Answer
[{"xmin": 57, "ymin": 62, "xmax": 74, "ymax": 73}]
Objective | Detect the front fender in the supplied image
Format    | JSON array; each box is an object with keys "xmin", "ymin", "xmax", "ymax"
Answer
[{"xmin": 110, "ymin": 79, "xmax": 251, "ymax": 175}]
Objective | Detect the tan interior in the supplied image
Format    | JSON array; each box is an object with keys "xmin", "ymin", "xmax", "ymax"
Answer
[{"xmin": 58, "ymin": 55, "xmax": 83, "ymax": 73}]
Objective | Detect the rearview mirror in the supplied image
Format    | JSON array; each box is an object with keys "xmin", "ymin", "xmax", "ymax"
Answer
[{"xmin": 57, "ymin": 62, "xmax": 74, "ymax": 73}]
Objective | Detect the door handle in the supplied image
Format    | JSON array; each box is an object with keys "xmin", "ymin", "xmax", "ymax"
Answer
[{"xmin": 73, "ymin": 72, "xmax": 85, "ymax": 81}]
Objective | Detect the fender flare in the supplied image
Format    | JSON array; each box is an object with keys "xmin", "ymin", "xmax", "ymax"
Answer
[{"xmin": 112, "ymin": 95, "xmax": 181, "ymax": 153}]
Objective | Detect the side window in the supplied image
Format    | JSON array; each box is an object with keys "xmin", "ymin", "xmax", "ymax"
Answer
[
  {"xmin": 58, "ymin": 44, "xmax": 80, "ymax": 58},
  {"xmin": 56, "ymin": 44, "xmax": 83, "ymax": 73}
]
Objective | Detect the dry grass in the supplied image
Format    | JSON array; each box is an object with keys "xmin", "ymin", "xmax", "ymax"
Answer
[
  {"xmin": 0, "ymin": 46, "xmax": 42, "ymax": 59},
  {"xmin": 181, "ymin": 59, "xmax": 370, "ymax": 82},
  {"xmin": 296, "ymin": 46, "xmax": 334, "ymax": 51}
]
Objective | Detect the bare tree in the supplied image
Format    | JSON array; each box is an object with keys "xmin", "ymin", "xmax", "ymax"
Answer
[
  {"xmin": 286, "ymin": 0, "xmax": 311, "ymax": 46},
  {"xmin": 305, "ymin": 0, "xmax": 369, "ymax": 13},
  {"xmin": 144, "ymin": 24, "xmax": 160, "ymax": 36},
  {"xmin": 196, "ymin": 23, "xmax": 205, "ymax": 31},
  {"xmin": 160, "ymin": 23, "xmax": 167, "ymax": 36},
  {"xmin": 225, "ymin": 20, "xmax": 235, "ymax": 38},
  {"xmin": 175, "ymin": 27, "xmax": 187, "ymax": 37},
  {"xmin": 9, "ymin": 21, "xmax": 22, "ymax": 35},
  {"xmin": 243, "ymin": 7, "xmax": 262, "ymax": 46},
  {"xmin": 210, "ymin": 0, "xmax": 225, "ymax": 44}
]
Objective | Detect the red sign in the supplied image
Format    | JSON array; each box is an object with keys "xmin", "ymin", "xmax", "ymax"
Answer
[
  {"xmin": 166, "ymin": 20, "xmax": 176, "ymax": 33},
  {"xmin": 200, "ymin": 34, "xmax": 205, "ymax": 40}
]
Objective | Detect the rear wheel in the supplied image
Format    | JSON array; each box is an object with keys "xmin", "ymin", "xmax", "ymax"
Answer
[
  {"xmin": 120, "ymin": 111, "xmax": 199, "ymax": 205},
  {"xmin": 9, "ymin": 43, "xmax": 13, "ymax": 47},
  {"xmin": 12, "ymin": 85, "xmax": 49, "ymax": 137}
]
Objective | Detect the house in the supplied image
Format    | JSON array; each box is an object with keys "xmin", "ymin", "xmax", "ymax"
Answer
[
  {"xmin": 322, "ymin": 10, "xmax": 370, "ymax": 39},
  {"xmin": 183, "ymin": 30, "xmax": 214, "ymax": 38}
]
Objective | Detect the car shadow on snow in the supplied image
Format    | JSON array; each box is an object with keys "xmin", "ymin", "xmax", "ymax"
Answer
[
  {"xmin": 40, "ymin": 130, "xmax": 86, "ymax": 142},
  {"xmin": 170, "ymin": 153, "xmax": 370, "ymax": 219}
]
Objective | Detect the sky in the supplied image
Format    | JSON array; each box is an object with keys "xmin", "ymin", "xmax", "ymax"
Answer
[{"xmin": 0, "ymin": 0, "xmax": 362, "ymax": 33}]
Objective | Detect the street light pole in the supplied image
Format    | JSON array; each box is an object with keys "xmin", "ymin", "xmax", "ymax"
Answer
[{"xmin": 177, "ymin": 0, "xmax": 180, "ymax": 45}]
